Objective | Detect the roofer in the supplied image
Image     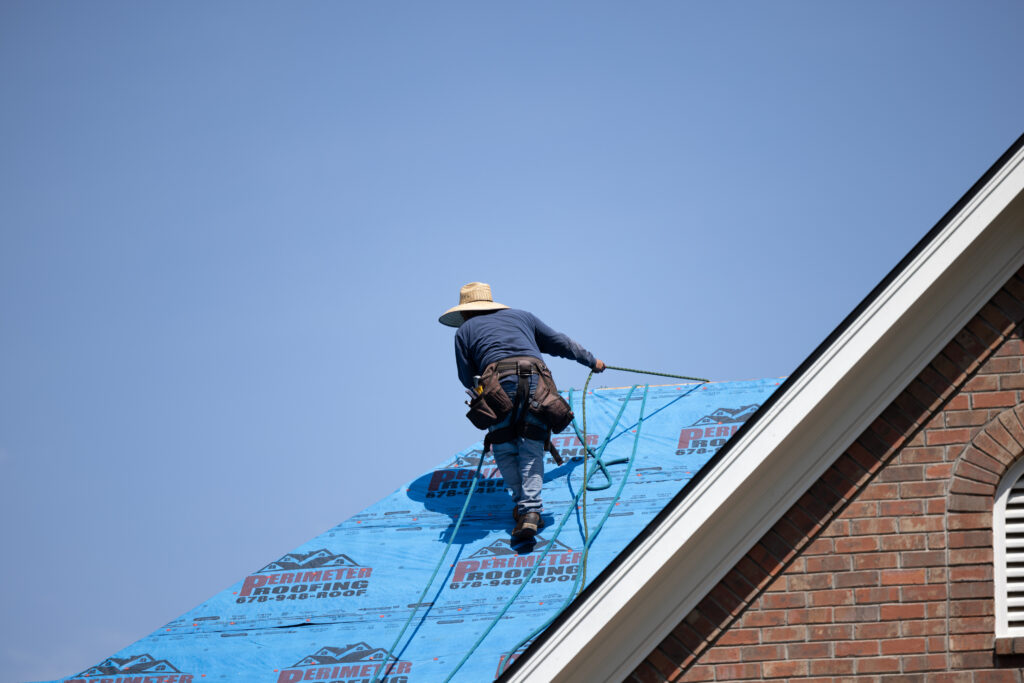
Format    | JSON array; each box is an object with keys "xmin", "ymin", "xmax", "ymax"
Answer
[{"xmin": 440, "ymin": 282, "xmax": 605, "ymax": 542}]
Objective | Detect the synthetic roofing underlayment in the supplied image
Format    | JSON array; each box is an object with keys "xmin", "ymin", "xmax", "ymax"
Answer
[{"xmin": 39, "ymin": 378, "xmax": 781, "ymax": 683}]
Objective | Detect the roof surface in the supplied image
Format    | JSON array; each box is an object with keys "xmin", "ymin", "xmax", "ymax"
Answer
[{"xmin": 36, "ymin": 378, "xmax": 781, "ymax": 683}]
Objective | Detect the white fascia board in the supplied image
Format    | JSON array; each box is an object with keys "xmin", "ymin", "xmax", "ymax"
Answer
[{"xmin": 508, "ymin": 146, "xmax": 1024, "ymax": 683}]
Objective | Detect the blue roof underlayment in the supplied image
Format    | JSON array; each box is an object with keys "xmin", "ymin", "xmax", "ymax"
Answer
[{"xmin": 39, "ymin": 378, "xmax": 781, "ymax": 683}]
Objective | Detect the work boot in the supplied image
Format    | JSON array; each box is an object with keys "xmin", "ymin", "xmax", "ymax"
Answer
[{"xmin": 512, "ymin": 511, "xmax": 543, "ymax": 541}]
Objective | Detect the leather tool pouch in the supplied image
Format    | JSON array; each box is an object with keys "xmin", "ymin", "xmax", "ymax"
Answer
[
  {"xmin": 465, "ymin": 362, "xmax": 514, "ymax": 429},
  {"xmin": 527, "ymin": 362, "xmax": 575, "ymax": 434}
]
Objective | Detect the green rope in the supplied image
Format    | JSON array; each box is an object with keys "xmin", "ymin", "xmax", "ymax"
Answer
[
  {"xmin": 371, "ymin": 453, "xmax": 487, "ymax": 683},
  {"xmin": 580, "ymin": 371, "xmax": 594, "ymax": 587},
  {"xmin": 441, "ymin": 385, "xmax": 639, "ymax": 683},
  {"xmin": 603, "ymin": 365, "xmax": 709, "ymax": 383},
  {"xmin": 498, "ymin": 384, "xmax": 651, "ymax": 675}
]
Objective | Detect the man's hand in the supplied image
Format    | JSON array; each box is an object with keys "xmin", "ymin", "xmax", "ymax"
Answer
[{"xmin": 593, "ymin": 359, "xmax": 606, "ymax": 373}]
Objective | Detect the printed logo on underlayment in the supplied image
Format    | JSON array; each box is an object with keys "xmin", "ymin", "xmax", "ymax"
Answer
[
  {"xmin": 676, "ymin": 404, "xmax": 759, "ymax": 455},
  {"xmin": 276, "ymin": 643, "xmax": 412, "ymax": 683},
  {"xmin": 236, "ymin": 549, "xmax": 373, "ymax": 604},
  {"xmin": 450, "ymin": 536, "xmax": 580, "ymax": 589},
  {"xmin": 67, "ymin": 653, "xmax": 195, "ymax": 682},
  {"xmin": 426, "ymin": 449, "xmax": 504, "ymax": 498}
]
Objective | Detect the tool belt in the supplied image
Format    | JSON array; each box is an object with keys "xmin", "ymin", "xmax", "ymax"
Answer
[{"xmin": 465, "ymin": 356, "xmax": 574, "ymax": 464}]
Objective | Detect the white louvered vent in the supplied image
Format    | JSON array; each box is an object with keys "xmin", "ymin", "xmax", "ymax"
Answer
[
  {"xmin": 1005, "ymin": 477, "xmax": 1024, "ymax": 631},
  {"xmin": 996, "ymin": 458, "xmax": 1024, "ymax": 637}
]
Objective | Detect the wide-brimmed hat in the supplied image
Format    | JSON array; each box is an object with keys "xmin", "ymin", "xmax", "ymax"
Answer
[{"xmin": 439, "ymin": 282, "xmax": 509, "ymax": 327}]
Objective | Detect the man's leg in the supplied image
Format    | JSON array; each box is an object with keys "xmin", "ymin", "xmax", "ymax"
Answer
[{"xmin": 491, "ymin": 438, "xmax": 524, "ymax": 510}]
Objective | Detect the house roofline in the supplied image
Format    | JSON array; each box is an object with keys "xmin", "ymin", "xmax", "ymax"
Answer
[{"xmin": 501, "ymin": 131, "xmax": 1024, "ymax": 682}]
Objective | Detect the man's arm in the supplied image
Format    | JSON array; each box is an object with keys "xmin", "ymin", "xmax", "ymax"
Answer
[
  {"xmin": 454, "ymin": 333, "xmax": 477, "ymax": 389},
  {"xmin": 531, "ymin": 313, "xmax": 602, "ymax": 371}
]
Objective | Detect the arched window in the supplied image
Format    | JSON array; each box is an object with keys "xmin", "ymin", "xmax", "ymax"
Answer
[{"xmin": 994, "ymin": 456, "xmax": 1024, "ymax": 637}]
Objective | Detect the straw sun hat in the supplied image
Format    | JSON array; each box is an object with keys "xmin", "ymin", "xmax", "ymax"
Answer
[{"xmin": 438, "ymin": 282, "xmax": 509, "ymax": 327}]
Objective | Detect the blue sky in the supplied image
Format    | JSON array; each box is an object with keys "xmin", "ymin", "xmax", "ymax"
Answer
[{"xmin": 1, "ymin": 2, "xmax": 1022, "ymax": 680}]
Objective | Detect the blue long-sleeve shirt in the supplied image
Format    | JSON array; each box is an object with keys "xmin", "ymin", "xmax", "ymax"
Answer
[{"xmin": 454, "ymin": 308, "xmax": 597, "ymax": 389}]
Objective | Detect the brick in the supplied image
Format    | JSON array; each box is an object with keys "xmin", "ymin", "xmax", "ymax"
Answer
[
  {"xmin": 700, "ymin": 646, "xmax": 741, "ymax": 664},
  {"xmin": 880, "ymin": 636, "xmax": 926, "ymax": 654},
  {"xmin": 902, "ymin": 654, "xmax": 949, "ymax": 672},
  {"xmin": 856, "ymin": 656, "xmax": 901, "ymax": 673},
  {"xmin": 808, "ymin": 623, "xmax": 852, "ymax": 640},
  {"xmin": 880, "ymin": 602, "xmax": 926, "ymax": 620},
  {"xmin": 963, "ymin": 444, "xmax": 1012, "ymax": 473},
  {"xmin": 805, "ymin": 555, "xmax": 851, "ymax": 573},
  {"xmin": 787, "ymin": 607, "xmax": 833, "ymax": 625},
  {"xmin": 787, "ymin": 642, "xmax": 831, "ymax": 659},
  {"xmin": 998, "ymin": 410, "xmax": 1024, "ymax": 447},
  {"xmin": 716, "ymin": 628, "xmax": 760, "ymax": 646},
  {"xmin": 983, "ymin": 356, "xmax": 1023, "ymax": 374},
  {"xmin": 950, "ymin": 565, "xmax": 993, "ymax": 582},
  {"xmin": 834, "ymin": 570, "xmax": 880, "ymax": 588},
  {"xmin": 949, "ymin": 476, "xmax": 996, "ymax": 496},
  {"xmin": 854, "ymin": 553, "xmax": 899, "ymax": 571},
  {"xmin": 974, "ymin": 431, "xmax": 1015, "ymax": 464},
  {"xmin": 879, "ymin": 499, "xmax": 924, "ymax": 516},
  {"xmin": 761, "ymin": 660, "xmax": 807, "ymax": 678},
  {"xmin": 901, "ymin": 481, "xmax": 947, "ymax": 498},
  {"xmin": 899, "ymin": 516, "xmax": 945, "ymax": 533},
  {"xmin": 835, "ymin": 536, "xmax": 879, "ymax": 553},
  {"xmin": 762, "ymin": 626, "xmax": 806, "ymax": 643},
  {"xmin": 860, "ymin": 482, "xmax": 899, "ymax": 501},
  {"xmin": 949, "ymin": 599, "xmax": 993, "ymax": 617},
  {"xmin": 900, "ymin": 446, "xmax": 947, "ymax": 464},
  {"xmin": 808, "ymin": 658, "xmax": 855, "ymax": 675},
  {"xmin": 950, "ymin": 581, "xmax": 992, "ymax": 599},
  {"xmin": 833, "ymin": 604, "xmax": 881, "ymax": 622},
  {"xmin": 949, "ymin": 650, "xmax": 995, "ymax": 668},
  {"xmin": 921, "ymin": 362, "xmax": 961, "ymax": 399},
  {"xmin": 850, "ymin": 517, "xmax": 898, "ymax": 535},
  {"xmin": 835, "ymin": 640, "xmax": 879, "ymax": 657},
  {"xmin": 900, "ymin": 550, "xmax": 947, "ymax": 567},
  {"xmin": 945, "ymin": 409, "xmax": 992, "ymax": 427},
  {"xmin": 903, "ymin": 618, "xmax": 948, "ymax": 636},
  {"xmin": 949, "ymin": 615, "xmax": 994, "ymax": 633},
  {"xmin": 988, "ymin": 418, "xmax": 1023, "ymax": 455},
  {"xmin": 760, "ymin": 592, "xmax": 804, "ymax": 610},
  {"xmin": 720, "ymin": 571, "xmax": 758, "ymax": 606},
  {"xmin": 808, "ymin": 589, "xmax": 855, "ymax": 607},
  {"xmin": 927, "ymin": 428, "xmax": 972, "ymax": 446},
  {"xmin": 964, "ymin": 374, "xmax": 1000, "ymax": 392},
  {"xmin": 713, "ymin": 663, "xmax": 761, "ymax": 680},
  {"xmin": 1001, "ymin": 374, "xmax": 1024, "ymax": 390},
  {"xmin": 880, "ymin": 534, "xmax": 927, "ymax": 551},
  {"xmin": 925, "ymin": 462, "xmax": 955, "ymax": 478},
  {"xmin": 854, "ymin": 586, "xmax": 901, "ymax": 603},
  {"xmin": 972, "ymin": 670, "xmax": 1021, "ymax": 683},
  {"xmin": 901, "ymin": 584, "xmax": 948, "ymax": 601},
  {"xmin": 948, "ymin": 493, "xmax": 991, "ymax": 512},
  {"xmin": 785, "ymin": 573, "xmax": 832, "ymax": 592},
  {"xmin": 738, "ymin": 643, "xmax": 784, "ymax": 662},
  {"xmin": 740, "ymin": 610, "xmax": 786, "ymax": 629},
  {"xmin": 804, "ymin": 538, "xmax": 833, "ymax": 555},
  {"xmin": 958, "ymin": 457, "xmax": 1002, "ymax": 484},
  {"xmin": 947, "ymin": 512, "xmax": 992, "ymax": 530},
  {"xmin": 949, "ymin": 633, "xmax": 993, "ymax": 650}
]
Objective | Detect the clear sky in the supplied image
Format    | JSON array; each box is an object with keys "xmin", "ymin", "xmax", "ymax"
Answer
[{"xmin": 1, "ymin": 2, "xmax": 1022, "ymax": 680}]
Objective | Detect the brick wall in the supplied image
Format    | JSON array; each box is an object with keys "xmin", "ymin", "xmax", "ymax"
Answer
[{"xmin": 630, "ymin": 268, "xmax": 1024, "ymax": 682}]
